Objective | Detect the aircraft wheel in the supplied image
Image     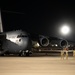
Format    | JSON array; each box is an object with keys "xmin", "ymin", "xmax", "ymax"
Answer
[
  {"xmin": 26, "ymin": 50, "xmax": 30, "ymax": 56},
  {"xmin": 19, "ymin": 50, "xmax": 25, "ymax": 56},
  {"xmin": 18, "ymin": 53, "xmax": 22, "ymax": 56},
  {"xmin": 26, "ymin": 53, "xmax": 30, "ymax": 56}
]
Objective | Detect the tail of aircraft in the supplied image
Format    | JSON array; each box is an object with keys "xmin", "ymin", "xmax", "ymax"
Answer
[{"xmin": 0, "ymin": 9, "xmax": 3, "ymax": 32}]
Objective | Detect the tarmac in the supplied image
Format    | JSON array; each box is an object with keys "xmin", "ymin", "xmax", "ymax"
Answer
[{"xmin": 0, "ymin": 55, "xmax": 75, "ymax": 75}]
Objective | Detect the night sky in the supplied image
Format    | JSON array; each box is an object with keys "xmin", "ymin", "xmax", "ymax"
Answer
[{"xmin": 1, "ymin": 1, "xmax": 75, "ymax": 41}]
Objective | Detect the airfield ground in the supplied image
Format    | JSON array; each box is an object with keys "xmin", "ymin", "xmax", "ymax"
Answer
[{"xmin": 0, "ymin": 54, "xmax": 75, "ymax": 75}]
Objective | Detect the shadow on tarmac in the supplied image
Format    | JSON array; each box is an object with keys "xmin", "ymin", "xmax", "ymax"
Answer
[{"xmin": 0, "ymin": 52, "xmax": 73, "ymax": 57}]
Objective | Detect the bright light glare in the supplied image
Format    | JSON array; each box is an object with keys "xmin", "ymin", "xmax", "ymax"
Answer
[
  {"xmin": 55, "ymin": 44, "xmax": 58, "ymax": 47},
  {"xmin": 60, "ymin": 25, "xmax": 70, "ymax": 35},
  {"xmin": 34, "ymin": 42, "xmax": 40, "ymax": 47},
  {"xmin": 36, "ymin": 43, "xmax": 40, "ymax": 47}
]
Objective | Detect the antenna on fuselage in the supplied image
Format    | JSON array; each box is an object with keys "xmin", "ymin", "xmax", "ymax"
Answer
[{"xmin": 0, "ymin": 9, "xmax": 3, "ymax": 32}]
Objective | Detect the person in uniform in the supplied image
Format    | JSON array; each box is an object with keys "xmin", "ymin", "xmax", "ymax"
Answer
[
  {"xmin": 61, "ymin": 47, "xmax": 69, "ymax": 60},
  {"xmin": 65, "ymin": 47, "xmax": 69, "ymax": 60},
  {"xmin": 73, "ymin": 50, "xmax": 75, "ymax": 58},
  {"xmin": 61, "ymin": 50, "xmax": 64, "ymax": 60}
]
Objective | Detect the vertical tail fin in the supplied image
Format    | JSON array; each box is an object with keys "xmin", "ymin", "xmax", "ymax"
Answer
[{"xmin": 0, "ymin": 9, "xmax": 3, "ymax": 32}]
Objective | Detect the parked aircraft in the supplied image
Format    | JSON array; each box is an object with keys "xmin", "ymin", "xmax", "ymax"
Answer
[{"xmin": 0, "ymin": 9, "xmax": 74, "ymax": 56}]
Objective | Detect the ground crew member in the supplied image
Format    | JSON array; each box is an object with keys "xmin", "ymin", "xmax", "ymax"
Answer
[
  {"xmin": 73, "ymin": 50, "xmax": 75, "ymax": 58},
  {"xmin": 61, "ymin": 47, "xmax": 69, "ymax": 60},
  {"xmin": 61, "ymin": 50, "xmax": 64, "ymax": 60},
  {"xmin": 65, "ymin": 47, "xmax": 69, "ymax": 60}
]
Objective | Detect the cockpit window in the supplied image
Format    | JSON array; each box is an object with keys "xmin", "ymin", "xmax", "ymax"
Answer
[
  {"xmin": 17, "ymin": 34, "xmax": 28, "ymax": 38},
  {"xmin": 19, "ymin": 39, "xmax": 21, "ymax": 42}
]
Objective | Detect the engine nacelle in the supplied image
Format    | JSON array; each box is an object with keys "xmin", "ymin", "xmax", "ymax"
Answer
[
  {"xmin": 50, "ymin": 39, "xmax": 68, "ymax": 47},
  {"xmin": 39, "ymin": 35, "xmax": 49, "ymax": 47},
  {"xmin": 60, "ymin": 40, "xmax": 68, "ymax": 47}
]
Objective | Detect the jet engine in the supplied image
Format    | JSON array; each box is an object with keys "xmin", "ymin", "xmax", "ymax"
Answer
[
  {"xmin": 60, "ymin": 40, "xmax": 68, "ymax": 47},
  {"xmin": 39, "ymin": 35, "xmax": 49, "ymax": 47},
  {"xmin": 50, "ymin": 39, "xmax": 68, "ymax": 47}
]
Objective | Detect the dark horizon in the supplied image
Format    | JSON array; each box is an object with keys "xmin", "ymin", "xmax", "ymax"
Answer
[{"xmin": 1, "ymin": 1, "xmax": 75, "ymax": 41}]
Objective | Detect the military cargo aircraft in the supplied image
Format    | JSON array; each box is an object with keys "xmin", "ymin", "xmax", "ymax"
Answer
[{"xmin": 0, "ymin": 9, "xmax": 74, "ymax": 56}]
